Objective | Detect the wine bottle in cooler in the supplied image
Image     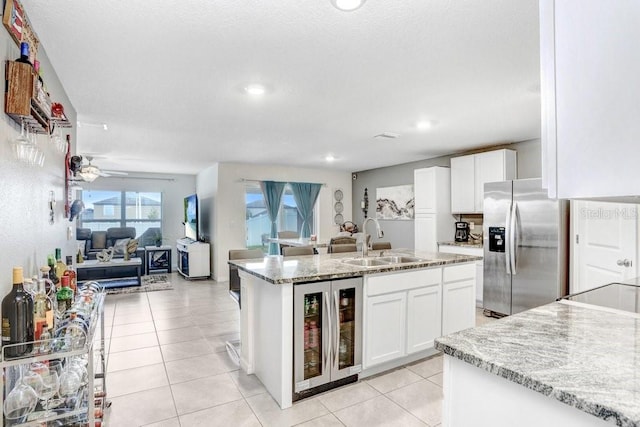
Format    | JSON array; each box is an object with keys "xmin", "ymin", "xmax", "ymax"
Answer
[{"xmin": 1, "ymin": 267, "xmax": 34, "ymax": 357}]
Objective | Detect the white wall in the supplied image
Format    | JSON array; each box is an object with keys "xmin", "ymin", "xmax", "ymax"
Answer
[
  {"xmin": 197, "ymin": 162, "xmax": 352, "ymax": 282},
  {"xmin": 79, "ymin": 173, "xmax": 196, "ymax": 270},
  {"xmin": 0, "ymin": 31, "xmax": 78, "ymax": 295}
]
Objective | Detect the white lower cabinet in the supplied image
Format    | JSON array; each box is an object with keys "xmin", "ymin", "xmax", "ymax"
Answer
[
  {"xmin": 363, "ymin": 268, "xmax": 444, "ymax": 369},
  {"xmin": 365, "ymin": 292, "xmax": 407, "ymax": 366},
  {"xmin": 406, "ymin": 285, "xmax": 442, "ymax": 354},
  {"xmin": 442, "ymin": 263, "xmax": 476, "ymax": 335},
  {"xmin": 438, "ymin": 244, "xmax": 483, "ymax": 307}
]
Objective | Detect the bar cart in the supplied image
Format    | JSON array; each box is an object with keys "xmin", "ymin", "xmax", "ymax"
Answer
[{"xmin": 1, "ymin": 282, "xmax": 107, "ymax": 426}]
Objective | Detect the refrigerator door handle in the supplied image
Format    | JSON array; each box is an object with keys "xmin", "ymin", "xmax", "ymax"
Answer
[
  {"xmin": 323, "ymin": 291, "xmax": 332, "ymax": 374},
  {"xmin": 505, "ymin": 202, "xmax": 512, "ymax": 275},
  {"xmin": 333, "ymin": 289, "xmax": 340, "ymax": 371},
  {"xmin": 510, "ymin": 202, "xmax": 518, "ymax": 275}
]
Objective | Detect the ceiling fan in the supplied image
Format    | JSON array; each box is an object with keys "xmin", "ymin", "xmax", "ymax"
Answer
[{"xmin": 70, "ymin": 155, "xmax": 128, "ymax": 182}]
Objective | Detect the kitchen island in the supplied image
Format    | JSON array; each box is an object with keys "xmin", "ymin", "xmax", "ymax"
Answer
[
  {"xmin": 230, "ymin": 249, "xmax": 480, "ymax": 409},
  {"xmin": 435, "ymin": 298, "xmax": 640, "ymax": 427}
]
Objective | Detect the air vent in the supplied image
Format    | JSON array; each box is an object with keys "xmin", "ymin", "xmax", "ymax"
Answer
[{"xmin": 373, "ymin": 132, "xmax": 400, "ymax": 139}]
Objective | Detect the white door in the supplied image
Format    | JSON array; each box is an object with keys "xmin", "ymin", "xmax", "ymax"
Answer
[{"xmin": 573, "ymin": 201, "xmax": 638, "ymax": 292}]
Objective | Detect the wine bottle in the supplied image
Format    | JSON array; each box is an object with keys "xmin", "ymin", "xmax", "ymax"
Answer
[
  {"xmin": 1, "ymin": 267, "xmax": 34, "ymax": 357},
  {"xmin": 16, "ymin": 42, "xmax": 32, "ymax": 66},
  {"xmin": 47, "ymin": 255, "xmax": 59, "ymax": 285},
  {"xmin": 54, "ymin": 248, "xmax": 67, "ymax": 282},
  {"xmin": 56, "ymin": 275, "xmax": 73, "ymax": 314},
  {"xmin": 33, "ymin": 279, "xmax": 48, "ymax": 340},
  {"xmin": 63, "ymin": 255, "xmax": 77, "ymax": 296},
  {"xmin": 40, "ymin": 265, "xmax": 57, "ymax": 327}
]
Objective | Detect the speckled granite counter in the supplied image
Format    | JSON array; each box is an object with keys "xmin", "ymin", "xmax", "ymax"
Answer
[
  {"xmin": 435, "ymin": 301, "xmax": 640, "ymax": 426},
  {"xmin": 438, "ymin": 240, "xmax": 483, "ymax": 248},
  {"xmin": 229, "ymin": 249, "xmax": 481, "ymax": 284}
]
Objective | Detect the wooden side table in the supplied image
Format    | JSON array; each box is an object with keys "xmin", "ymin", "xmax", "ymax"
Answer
[{"xmin": 145, "ymin": 245, "xmax": 172, "ymax": 274}]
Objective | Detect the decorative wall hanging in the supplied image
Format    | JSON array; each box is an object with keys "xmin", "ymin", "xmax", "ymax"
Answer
[
  {"xmin": 333, "ymin": 188, "xmax": 344, "ymax": 225},
  {"xmin": 375, "ymin": 185, "xmax": 415, "ymax": 220},
  {"xmin": 361, "ymin": 188, "xmax": 369, "ymax": 218}
]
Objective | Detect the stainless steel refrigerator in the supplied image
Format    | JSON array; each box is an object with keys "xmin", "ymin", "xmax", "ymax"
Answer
[{"xmin": 483, "ymin": 178, "xmax": 569, "ymax": 316}]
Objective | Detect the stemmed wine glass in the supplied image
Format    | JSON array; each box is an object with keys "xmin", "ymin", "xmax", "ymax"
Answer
[
  {"xmin": 3, "ymin": 365, "xmax": 41, "ymax": 421},
  {"xmin": 37, "ymin": 371, "xmax": 60, "ymax": 418}
]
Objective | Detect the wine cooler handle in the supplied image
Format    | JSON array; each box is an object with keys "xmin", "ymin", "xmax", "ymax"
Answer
[
  {"xmin": 323, "ymin": 291, "xmax": 332, "ymax": 374},
  {"xmin": 333, "ymin": 289, "xmax": 340, "ymax": 369}
]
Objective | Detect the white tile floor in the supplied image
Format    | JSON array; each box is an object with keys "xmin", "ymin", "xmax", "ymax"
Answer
[{"xmin": 101, "ymin": 273, "xmax": 494, "ymax": 427}]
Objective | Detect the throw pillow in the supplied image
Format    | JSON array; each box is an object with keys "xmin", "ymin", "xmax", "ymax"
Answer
[
  {"xmin": 113, "ymin": 238, "xmax": 130, "ymax": 255},
  {"xmin": 126, "ymin": 238, "xmax": 139, "ymax": 254}
]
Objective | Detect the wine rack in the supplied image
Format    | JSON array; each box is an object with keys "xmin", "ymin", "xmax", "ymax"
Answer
[
  {"xmin": 0, "ymin": 284, "xmax": 107, "ymax": 427},
  {"xmin": 4, "ymin": 60, "xmax": 50, "ymax": 134}
]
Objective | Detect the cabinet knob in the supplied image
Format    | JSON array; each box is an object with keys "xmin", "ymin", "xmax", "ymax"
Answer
[{"xmin": 616, "ymin": 259, "xmax": 633, "ymax": 267}]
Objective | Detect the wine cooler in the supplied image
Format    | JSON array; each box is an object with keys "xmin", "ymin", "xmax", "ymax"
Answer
[{"xmin": 293, "ymin": 277, "xmax": 362, "ymax": 398}]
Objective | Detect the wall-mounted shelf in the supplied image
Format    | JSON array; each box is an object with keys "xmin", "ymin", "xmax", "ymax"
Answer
[{"xmin": 4, "ymin": 60, "xmax": 51, "ymax": 134}]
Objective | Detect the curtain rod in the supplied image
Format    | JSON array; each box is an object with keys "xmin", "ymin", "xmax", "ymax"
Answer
[{"xmin": 239, "ymin": 178, "xmax": 327, "ymax": 186}]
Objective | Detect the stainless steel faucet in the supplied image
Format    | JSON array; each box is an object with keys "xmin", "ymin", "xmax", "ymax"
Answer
[{"xmin": 362, "ymin": 217, "xmax": 384, "ymax": 257}]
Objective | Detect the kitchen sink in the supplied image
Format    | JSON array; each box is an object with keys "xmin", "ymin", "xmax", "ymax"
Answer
[
  {"xmin": 340, "ymin": 255, "xmax": 426, "ymax": 267},
  {"xmin": 341, "ymin": 258, "xmax": 391, "ymax": 267},
  {"xmin": 378, "ymin": 256, "xmax": 424, "ymax": 264}
]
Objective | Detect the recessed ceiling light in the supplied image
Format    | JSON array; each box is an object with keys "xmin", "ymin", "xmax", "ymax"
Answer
[
  {"xmin": 331, "ymin": 0, "xmax": 366, "ymax": 12},
  {"xmin": 325, "ymin": 155, "xmax": 336, "ymax": 162},
  {"xmin": 416, "ymin": 120, "xmax": 434, "ymax": 131},
  {"xmin": 245, "ymin": 84, "xmax": 266, "ymax": 96}
]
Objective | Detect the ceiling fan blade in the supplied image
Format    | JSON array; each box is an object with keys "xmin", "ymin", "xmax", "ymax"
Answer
[{"xmin": 102, "ymin": 170, "xmax": 129, "ymax": 176}]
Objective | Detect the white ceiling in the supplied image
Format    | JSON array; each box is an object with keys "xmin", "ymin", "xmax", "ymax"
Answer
[{"xmin": 21, "ymin": 0, "xmax": 541, "ymax": 175}]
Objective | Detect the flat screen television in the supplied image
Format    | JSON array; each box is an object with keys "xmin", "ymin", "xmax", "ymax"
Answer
[{"xmin": 184, "ymin": 194, "xmax": 198, "ymax": 241}]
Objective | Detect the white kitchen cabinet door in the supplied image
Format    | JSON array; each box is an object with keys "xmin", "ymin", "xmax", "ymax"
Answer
[
  {"xmin": 364, "ymin": 292, "xmax": 407, "ymax": 368},
  {"xmin": 438, "ymin": 245, "xmax": 484, "ymax": 308},
  {"xmin": 540, "ymin": 0, "xmax": 640, "ymax": 199},
  {"xmin": 415, "ymin": 215, "xmax": 436, "ymax": 253},
  {"xmin": 451, "ymin": 155, "xmax": 475, "ymax": 213},
  {"xmin": 414, "ymin": 166, "xmax": 451, "ymax": 215},
  {"xmin": 451, "ymin": 150, "xmax": 516, "ymax": 214},
  {"xmin": 474, "ymin": 150, "xmax": 517, "ymax": 212},
  {"xmin": 442, "ymin": 263, "xmax": 476, "ymax": 336},
  {"xmin": 406, "ymin": 285, "xmax": 441, "ymax": 354},
  {"xmin": 414, "ymin": 167, "xmax": 437, "ymax": 214}
]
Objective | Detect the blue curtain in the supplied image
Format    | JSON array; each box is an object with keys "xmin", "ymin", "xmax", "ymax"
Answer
[
  {"xmin": 260, "ymin": 181, "xmax": 286, "ymax": 255},
  {"xmin": 290, "ymin": 182, "xmax": 322, "ymax": 238}
]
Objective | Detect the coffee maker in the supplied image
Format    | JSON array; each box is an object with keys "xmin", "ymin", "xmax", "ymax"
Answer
[{"xmin": 455, "ymin": 222, "xmax": 470, "ymax": 242}]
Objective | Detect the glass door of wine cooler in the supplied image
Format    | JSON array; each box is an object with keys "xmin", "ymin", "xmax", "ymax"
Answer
[
  {"xmin": 294, "ymin": 278, "xmax": 362, "ymax": 394},
  {"xmin": 331, "ymin": 278, "xmax": 362, "ymax": 381},
  {"xmin": 293, "ymin": 281, "xmax": 331, "ymax": 392}
]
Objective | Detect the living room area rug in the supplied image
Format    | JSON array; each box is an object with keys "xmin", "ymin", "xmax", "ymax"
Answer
[{"xmin": 103, "ymin": 274, "xmax": 173, "ymax": 295}]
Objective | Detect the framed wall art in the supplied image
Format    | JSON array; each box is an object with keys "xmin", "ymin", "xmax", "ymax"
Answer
[{"xmin": 375, "ymin": 185, "xmax": 415, "ymax": 220}]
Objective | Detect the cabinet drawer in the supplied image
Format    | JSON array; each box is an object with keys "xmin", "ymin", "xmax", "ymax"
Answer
[
  {"xmin": 443, "ymin": 263, "xmax": 476, "ymax": 283},
  {"xmin": 366, "ymin": 268, "xmax": 440, "ymax": 296},
  {"xmin": 438, "ymin": 245, "xmax": 483, "ymax": 257}
]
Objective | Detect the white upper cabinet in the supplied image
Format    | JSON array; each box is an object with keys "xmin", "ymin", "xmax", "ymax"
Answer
[
  {"xmin": 414, "ymin": 166, "xmax": 451, "ymax": 214},
  {"xmin": 540, "ymin": 0, "xmax": 640, "ymax": 200},
  {"xmin": 451, "ymin": 150, "xmax": 517, "ymax": 213},
  {"xmin": 450, "ymin": 156, "xmax": 475, "ymax": 213}
]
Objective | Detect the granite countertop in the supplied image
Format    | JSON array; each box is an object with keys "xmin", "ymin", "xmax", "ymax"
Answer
[
  {"xmin": 438, "ymin": 240, "xmax": 483, "ymax": 248},
  {"xmin": 435, "ymin": 301, "xmax": 640, "ymax": 426},
  {"xmin": 229, "ymin": 249, "xmax": 481, "ymax": 285}
]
